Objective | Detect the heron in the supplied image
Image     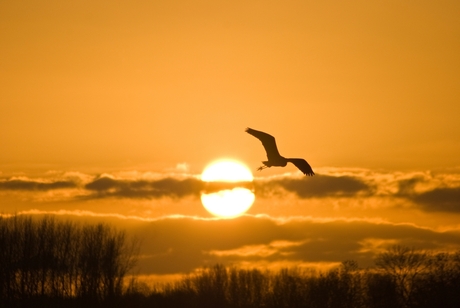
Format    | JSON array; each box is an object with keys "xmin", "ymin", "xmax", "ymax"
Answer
[{"xmin": 245, "ymin": 127, "xmax": 315, "ymax": 176}]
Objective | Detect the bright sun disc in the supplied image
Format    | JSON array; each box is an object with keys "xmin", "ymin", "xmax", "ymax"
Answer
[
  {"xmin": 201, "ymin": 160, "xmax": 255, "ymax": 218},
  {"xmin": 201, "ymin": 160, "xmax": 253, "ymax": 182}
]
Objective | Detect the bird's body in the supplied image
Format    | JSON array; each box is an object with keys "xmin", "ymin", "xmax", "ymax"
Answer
[{"xmin": 245, "ymin": 127, "xmax": 315, "ymax": 176}]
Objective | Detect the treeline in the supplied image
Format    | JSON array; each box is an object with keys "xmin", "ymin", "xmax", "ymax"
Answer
[
  {"xmin": 139, "ymin": 247, "xmax": 460, "ymax": 308},
  {"xmin": 2, "ymin": 215, "xmax": 460, "ymax": 308},
  {"xmin": 0, "ymin": 215, "xmax": 136, "ymax": 307}
]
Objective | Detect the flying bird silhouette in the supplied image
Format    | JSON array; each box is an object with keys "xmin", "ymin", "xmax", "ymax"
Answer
[{"xmin": 246, "ymin": 127, "xmax": 315, "ymax": 176}]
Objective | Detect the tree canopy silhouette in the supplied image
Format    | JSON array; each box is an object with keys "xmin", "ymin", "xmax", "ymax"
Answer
[
  {"xmin": 0, "ymin": 215, "xmax": 138, "ymax": 307},
  {"xmin": 246, "ymin": 127, "xmax": 315, "ymax": 176}
]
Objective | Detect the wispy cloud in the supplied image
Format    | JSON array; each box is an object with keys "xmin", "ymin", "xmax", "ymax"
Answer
[{"xmin": 207, "ymin": 240, "xmax": 307, "ymax": 258}]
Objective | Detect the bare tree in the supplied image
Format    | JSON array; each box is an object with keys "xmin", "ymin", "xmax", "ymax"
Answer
[
  {"xmin": 0, "ymin": 215, "xmax": 138, "ymax": 307},
  {"xmin": 412, "ymin": 251, "xmax": 460, "ymax": 308},
  {"xmin": 375, "ymin": 245, "xmax": 430, "ymax": 307}
]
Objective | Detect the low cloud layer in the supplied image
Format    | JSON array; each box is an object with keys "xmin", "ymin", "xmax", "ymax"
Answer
[
  {"xmin": 255, "ymin": 174, "xmax": 373, "ymax": 198},
  {"xmin": 84, "ymin": 176, "xmax": 203, "ymax": 199},
  {"xmin": 0, "ymin": 179, "xmax": 76, "ymax": 191},
  {"xmin": 413, "ymin": 187, "xmax": 460, "ymax": 213},
  {"xmin": 18, "ymin": 211, "xmax": 458, "ymax": 276},
  {"xmin": 125, "ymin": 215, "xmax": 460, "ymax": 275},
  {"xmin": 1, "ymin": 168, "xmax": 460, "ymax": 213}
]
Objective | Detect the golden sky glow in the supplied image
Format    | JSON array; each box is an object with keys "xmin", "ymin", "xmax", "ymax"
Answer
[{"xmin": 1, "ymin": 1, "xmax": 460, "ymax": 282}]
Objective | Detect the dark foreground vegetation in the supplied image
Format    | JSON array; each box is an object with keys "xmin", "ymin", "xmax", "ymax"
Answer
[
  {"xmin": 1, "ymin": 216, "xmax": 460, "ymax": 308},
  {"xmin": 0, "ymin": 215, "xmax": 136, "ymax": 307},
  {"xmin": 143, "ymin": 249, "xmax": 460, "ymax": 308}
]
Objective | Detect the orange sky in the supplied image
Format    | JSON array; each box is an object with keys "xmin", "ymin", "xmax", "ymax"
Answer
[{"xmin": 1, "ymin": 1, "xmax": 460, "ymax": 282}]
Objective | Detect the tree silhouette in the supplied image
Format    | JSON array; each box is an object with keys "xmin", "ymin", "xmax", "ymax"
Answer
[
  {"xmin": 0, "ymin": 215, "xmax": 137, "ymax": 307},
  {"xmin": 3, "ymin": 217, "xmax": 460, "ymax": 308},
  {"xmin": 375, "ymin": 245, "xmax": 429, "ymax": 307}
]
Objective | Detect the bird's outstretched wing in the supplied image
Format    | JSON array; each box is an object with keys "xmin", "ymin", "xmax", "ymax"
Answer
[
  {"xmin": 245, "ymin": 127, "xmax": 282, "ymax": 160},
  {"xmin": 287, "ymin": 158, "xmax": 315, "ymax": 176}
]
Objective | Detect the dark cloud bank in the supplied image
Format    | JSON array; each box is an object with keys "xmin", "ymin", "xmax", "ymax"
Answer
[
  {"xmin": 413, "ymin": 187, "xmax": 460, "ymax": 213},
  {"xmin": 255, "ymin": 175, "xmax": 373, "ymax": 198},
  {"xmin": 2, "ymin": 172, "xmax": 460, "ymax": 213},
  {"xmin": 130, "ymin": 215, "xmax": 460, "ymax": 275},
  {"xmin": 84, "ymin": 177, "xmax": 203, "ymax": 199},
  {"xmin": 0, "ymin": 179, "xmax": 76, "ymax": 191}
]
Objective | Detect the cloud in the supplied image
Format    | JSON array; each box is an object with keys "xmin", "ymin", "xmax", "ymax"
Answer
[
  {"xmin": 413, "ymin": 187, "xmax": 460, "ymax": 213},
  {"xmin": 84, "ymin": 176, "xmax": 204, "ymax": 199},
  {"xmin": 0, "ymin": 179, "xmax": 76, "ymax": 191},
  {"xmin": 83, "ymin": 175, "xmax": 253, "ymax": 199},
  {"xmin": 130, "ymin": 215, "xmax": 460, "ymax": 275},
  {"xmin": 4, "ymin": 207, "xmax": 460, "ymax": 277},
  {"xmin": 389, "ymin": 172, "xmax": 460, "ymax": 213},
  {"xmin": 251, "ymin": 170, "xmax": 460, "ymax": 214},
  {"xmin": 396, "ymin": 177, "xmax": 424, "ymax": 196},
  {"xmin": 254, "ymin": 174, "xmax": 373, "ymax": 198},
  {"xmin": 7, "ymin": 211, "xmax": 460, "ymax": 275},
  {"xmin": 2, "ymin": 169, "xmax": 460, "ymax": 215}
]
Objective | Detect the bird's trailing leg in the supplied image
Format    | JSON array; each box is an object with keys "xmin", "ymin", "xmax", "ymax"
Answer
[{"xmin": 257, "ymin": 165, "xmax": 268, "ymax": 171}]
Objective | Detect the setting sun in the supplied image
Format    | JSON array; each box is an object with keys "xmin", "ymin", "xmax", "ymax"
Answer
[
  {"xmin": 201, "ymin": 160, "xmax": 255, "ymax": 218},
  {"xmin": 201, "ymin": 160, "xmax": 254, "ymax": 182}
]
